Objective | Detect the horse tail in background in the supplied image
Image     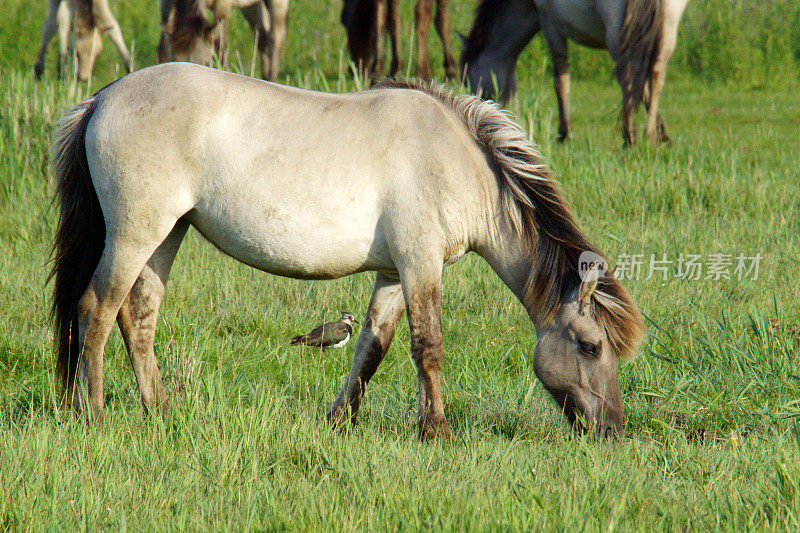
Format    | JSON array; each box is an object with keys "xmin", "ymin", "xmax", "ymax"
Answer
[
  {"xmin": 618, "ymin": 0, "xmax": 663, "ymax": 107},
  {"xmin": 49, "ymin": 95, "xmax": 104, "ymax": 399}
]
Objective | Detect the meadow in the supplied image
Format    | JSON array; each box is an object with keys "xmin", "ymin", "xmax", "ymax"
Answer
[{"xmin": 1, "ymin": 0, "xmax": 800, "ymax": 530}]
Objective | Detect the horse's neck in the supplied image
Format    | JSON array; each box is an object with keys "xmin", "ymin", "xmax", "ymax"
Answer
[{"xmin": 475, "ymin": 225, "xmax": 541, "ymax": 324}]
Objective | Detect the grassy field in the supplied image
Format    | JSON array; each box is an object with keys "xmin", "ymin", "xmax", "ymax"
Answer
[{"xmin": 2, "ymin": 0, "xmax": 800, "ymax": 530}]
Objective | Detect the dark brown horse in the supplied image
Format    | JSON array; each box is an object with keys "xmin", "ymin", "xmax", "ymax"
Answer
[{"xmin": 341, "ymin": 0, "xmax": 457, "ymax": 79}]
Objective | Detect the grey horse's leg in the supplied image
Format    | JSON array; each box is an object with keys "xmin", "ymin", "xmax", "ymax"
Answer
[
  {"xmin": 34, "ymin": 0, "xmax": 63, "ymax": 79},
  {"xmin": 595, "ymin": 0, "xmax": 638, "ymax": 145},
  {"xmin": 540, "ymin": 17, "xmax": 571, "ymax": 142},
  {"xmin": 116, "ymin": 220, "xmax": 188, "ymax": 414},
  {"xmin": 433, "ymin": 0, "xmax": 456, "ymax": 79},
  {"xmin": 400, "ymin": 266, "xmax": 451, "ymax": 440},
  {"xmin": 327, "ymin": 273, "xmax": 405, "ymax": 427},
  {"xmin": 91, "ymin": 0, "xmax": 132, "ymax": 72}
]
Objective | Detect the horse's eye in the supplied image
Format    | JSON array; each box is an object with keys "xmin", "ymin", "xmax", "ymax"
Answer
[{"xmin": 579, "ymin": 341, "xmax": 599, "ymax": 357}]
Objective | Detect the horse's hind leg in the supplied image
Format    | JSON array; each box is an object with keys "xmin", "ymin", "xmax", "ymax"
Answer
[
  {"xmin": 399, "ymin": 263, "xmax": 451, "ymax": 440},
  {"xmin": 72, "ymin": 236, "xmax": 170, "ymax": 419},
  {"xmin": 327, "ymin": 273, "xmax": 405, "ymax": 428},
  {"xmin": 433, "ymin": 0, "xmax": 456, "ymax": 79},
  {"xmin": 91, "ymin": 0, "xmax": 132, "ymax": 72},
  {"xmin": 117, "ymin": 219, "xmax": 189, "ymax": 414},
  {"xmin": 34, "ymin": 0, "xmax": 63, "ymax": 79},
  {"xmin": 644, "ymin": 82, "xmax": 668, "ymax": 145}
]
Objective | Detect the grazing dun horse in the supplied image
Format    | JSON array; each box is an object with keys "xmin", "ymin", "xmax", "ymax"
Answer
[
  {"xmin": 158, "ymin": 0, "xmax": 289, "ymax": 80},
  {"xmin": 51, "ymin": 63, "xmax": 644, "ymax": 439},
  {"xmin": 341, "ymin": 0, "xmax": 457, "ymax": 79},
  {"xmin": 34, "ymin": 0, "xmax": 133, "ymax": 82},
  {"xmin": 460, "ymin": 0, "xmax": 689, "ymax": 145}
]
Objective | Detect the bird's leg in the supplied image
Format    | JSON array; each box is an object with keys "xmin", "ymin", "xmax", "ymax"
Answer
[{"xmin": 327, "ymin": 274, "xmax": 405, "ymax": 428}]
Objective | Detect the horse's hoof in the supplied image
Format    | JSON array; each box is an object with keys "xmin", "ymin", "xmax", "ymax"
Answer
[
  {"xmin": 418, "ymin": 417, "xmax": 453, "ymax": 441},
  {"xmin": 326, "ymin": 404, "xmax": 355, "ymax": 432},
  {"xmin": 34, "ymin": 62, "xmax": 44, "ymax": 80}
]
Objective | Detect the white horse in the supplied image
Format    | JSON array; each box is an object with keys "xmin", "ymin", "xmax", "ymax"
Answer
[
  {"xmin": 34, "ymin": 0, "xmax": 132, "ymax": 82},
  {"xmin": 50, "ymin": 63, "xmax": 644, "ymax": 439},
  {"xmin": 460, "ymin": 0, "xmax": 690, "ymax": 145}
]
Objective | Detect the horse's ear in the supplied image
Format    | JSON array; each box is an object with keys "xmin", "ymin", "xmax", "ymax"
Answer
[
  {"xmin": 579, "ymin": 263, "xmax": 600, "ymax": 309},
  {"xmin": 456, "ymin": 31, "xmax": 467, "ymax": 46}
]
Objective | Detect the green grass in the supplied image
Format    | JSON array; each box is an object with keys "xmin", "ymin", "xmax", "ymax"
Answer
[{"xmin": 2, "ymin": 0, "xmax": 800, "ymax": 530}]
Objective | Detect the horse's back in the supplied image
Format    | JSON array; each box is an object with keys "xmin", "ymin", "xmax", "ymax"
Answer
[{"xmin": 84, "ymin": 63, "xmax": 489, "ymax": 279}]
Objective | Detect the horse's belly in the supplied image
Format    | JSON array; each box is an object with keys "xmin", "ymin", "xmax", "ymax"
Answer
[
  {"xmin": 548, "ymin": 0, "xmax": 607, "ymax": 48},
  {"xmin": 186, "ymin": 197, "xmax": 390, "ymax": 280}
]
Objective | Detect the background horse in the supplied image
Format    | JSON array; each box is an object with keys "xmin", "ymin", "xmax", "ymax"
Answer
[
  {"xmin": 341, "ymin": 0, "xmax": 457, "ymax": 79},
  {"xmin": 460, "ymin": 0, "xmax": 689, "ymax": 145},
  {"xmin": 34, "ymin": 0, "xmax": 132, "ymax": 82},
  {"xmin": 340, "ymin": 0, "xmax": 400, "ymax": 78},
  {"xmin": 50, "ymin": 63, "xmax": 643, "ymax": 439},
  {"xmin": 158, "ymin": 0, "xmax": 289, "ymax": 80}
]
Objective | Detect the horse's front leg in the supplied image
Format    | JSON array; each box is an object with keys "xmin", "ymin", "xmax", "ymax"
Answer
[
  {"xmin": 414, "ymin": 0, "xmax": 434, "ymax": 79},
  {"xmin": 34, "ymin": 0, "xmax": 62, "ymax": 79},
  {"xmin": 91, "ymin": 0, "xmax": 132, "ymax": 72},
  {"xmin": 541, "ymin": 19, "xmax": 571, "ymax": 142},
  {"xmin": 433, "ymin": 0, "xmax": 457, "ymax": 79},
  {"xmin": 264, "ymin": 0, "xmax": 289, "ymax": 80},
  {"xmin": 387, "ymin": 0, "xmax": 401, "ymax": 76},
  {"xmin": 401, "ymin": 268, "xmax": 452, "ymax": 440},
  {"xmin": 327, "ymin": 273, "xmax": 405, "ymax": 428}
]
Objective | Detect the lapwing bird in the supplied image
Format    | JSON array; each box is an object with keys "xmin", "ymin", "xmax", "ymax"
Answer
[{"xmin": 290, "ymin": 312, "xmax": 359, "ymax": 349}]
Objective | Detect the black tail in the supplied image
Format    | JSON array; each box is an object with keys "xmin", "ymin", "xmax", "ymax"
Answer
[{"xmin": 49, "ymin": 95, "xmax": 104, "ymax": 398}]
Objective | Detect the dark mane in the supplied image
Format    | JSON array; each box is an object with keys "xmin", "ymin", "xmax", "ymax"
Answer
[
  {"xmin": 460, "ymin": 0, "xmax": 518, "ymax": 69},
  {"xmin": 373, "ymin": 79, "xmax": 645, "ymax": 360}
]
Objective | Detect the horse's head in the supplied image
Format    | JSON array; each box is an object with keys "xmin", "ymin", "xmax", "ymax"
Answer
[
  {"xmin": 161, "ymin": 0, "xmax": 216, "ymax": 67},
  {"xmin": 74, "ymin": 27, "xmax": 103, "ymax": 83},
  {"xmin": 459, "ymin": 0, "xmax": 539, "ymax": 104},
  {"xmin": 460, "ymin": 48, "xmax": 518, "ymax": 105},
  {"xmin": 533, "ymin": 264, "xmax": 626, "ymax": 438}
]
